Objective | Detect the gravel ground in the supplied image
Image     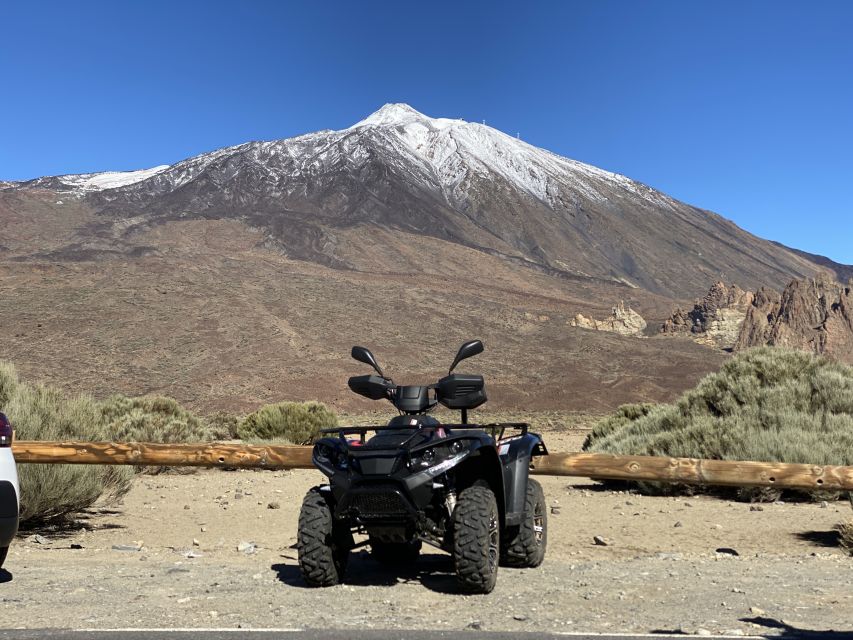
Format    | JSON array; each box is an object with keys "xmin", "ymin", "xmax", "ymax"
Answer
[
  {"xmin": 1, "ymin": 431, "xmax": 850, "ymax": 635},
  {"xmin": 1, "ymin": 544, "xmax": 849, "ymax": 635}
]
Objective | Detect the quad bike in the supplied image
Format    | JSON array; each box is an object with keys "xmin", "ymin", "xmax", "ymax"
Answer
[{"xmin": 297, "ymin": 339, "xmax": 548, "ymax": 594}]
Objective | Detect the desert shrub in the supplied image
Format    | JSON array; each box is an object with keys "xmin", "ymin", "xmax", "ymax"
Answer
[
  {"xmin": 99, "ymin": 394, "xmax": 218, "ymax": 474},
  {"xmin": 840, "ymin": 518, "xmax": 853, "ymax": 555},
  {"xmin": 581, "ymin": 403, "xmax": 656, "ymax": 451},
  {"xmin": 0, "ymin": 363, "xmax": 134, "ymax": 524},
  {"xmin": 100, "ymin": 394, "xmax": 214, "ymax": 444},
  {"xmin": 205, "ymin": 411, "xmax": 240, "ymax": 440},
  {"xmin": 583, "ymin": 348, "xmax": 853, "ymax": 500},
  {"xmin": 237, "ymin": 401, "xmax": 337, "ymax": 444}
]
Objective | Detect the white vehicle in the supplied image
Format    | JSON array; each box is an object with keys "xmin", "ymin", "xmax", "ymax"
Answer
[{"xmin": 0, "ymin": 412, "xmax": 19, "ymax": 569}]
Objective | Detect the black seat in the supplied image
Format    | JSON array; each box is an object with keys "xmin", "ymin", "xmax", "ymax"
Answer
[{"xmin": 365, "ymin": 415, "xmax": 440, "ymax": 448}]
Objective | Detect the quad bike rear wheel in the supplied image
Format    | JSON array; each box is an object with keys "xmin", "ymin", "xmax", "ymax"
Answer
[
  {"xmin": 451, "ymin": 484, "xmax": 500, "ymax": 594},
  {"xmin": 370, "ymin": 538, "xmax": 422, "ymax": 565},
  {"xmin": 297, "ymin": 487, "xmax": 350, "ymax": 587},
  {"xmin": 501, "ymin": 478, "xmax": 547, "ymax": 567}
]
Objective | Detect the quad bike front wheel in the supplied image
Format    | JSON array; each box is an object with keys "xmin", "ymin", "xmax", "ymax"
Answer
[
  {"xmin": 501, "ymin": 478, "xmax": 547, "ymax": 567},
  {"xmin": 451, "ymin": 485, "xmax": 500, "ymax": 594},
  {"xmin": 297, "ymin": 487, "xmax": 350, "ymax": 587}
]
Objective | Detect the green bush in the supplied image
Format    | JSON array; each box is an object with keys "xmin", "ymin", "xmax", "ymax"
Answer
[
  {"xmin": 0, "ymin": 363, "xmax": 134, "ymax": 524},
  {"xmin": 238, "ymin": 401, "xmax": 337, "ymax": 444},
  {"xmin": 583, "ymin": 348, "xmax": 853, "ymax": 500}
]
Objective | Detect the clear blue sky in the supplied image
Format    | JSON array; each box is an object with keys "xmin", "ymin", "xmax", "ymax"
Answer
[{"xmin": 2, "ymin": 1, "xmax": 851, "ymax": 263}]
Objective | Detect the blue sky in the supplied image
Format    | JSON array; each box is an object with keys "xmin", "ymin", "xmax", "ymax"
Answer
[{"xmin": 2, "ymin": 1, "xmax": 851, "ymax": 263}]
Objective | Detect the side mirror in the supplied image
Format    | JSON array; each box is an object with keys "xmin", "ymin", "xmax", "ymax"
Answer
[
  {"xmin": 351, "ymin": 346, "xmax": 384, "ymax": 377},
  {"xmin": 449, "ymin": 339, "xmax": 484, "ymax": 373}
]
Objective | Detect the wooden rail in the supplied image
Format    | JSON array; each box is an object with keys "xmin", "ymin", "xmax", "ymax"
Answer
[
  {"xmin": 532, "ymin": 452, "xmax": 853, "ymax": 491},
  {"xmin": 12, "ymin": 441, "xmax": 314, "ymax": 469},
  {"xmin": 11, "ymin": 441, "xmax": 853, "ymax": 491}
]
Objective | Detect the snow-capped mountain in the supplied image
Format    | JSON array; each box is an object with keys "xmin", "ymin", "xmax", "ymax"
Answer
[
  {"xmin": 5, "ymin": 104, "xmax": 833, "ymax": 297},
  {"xmin": 21, "ymin": 103, "xmax": 670, "ymax": 208}
]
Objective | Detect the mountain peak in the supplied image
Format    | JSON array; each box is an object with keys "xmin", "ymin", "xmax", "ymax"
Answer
[{"xmin": 351, "ymin": 103, "xmax": 460, "ymax": 129}]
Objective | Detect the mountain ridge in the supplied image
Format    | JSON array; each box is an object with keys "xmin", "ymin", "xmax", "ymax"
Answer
[{"xmin": 4, "ymin": 103, "xmax": 842, "ymax": 300}]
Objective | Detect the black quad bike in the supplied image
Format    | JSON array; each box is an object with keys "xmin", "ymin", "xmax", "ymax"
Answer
[{"xmin": 297, "ymin": 339, "xmax": 548, "ymax": 594}]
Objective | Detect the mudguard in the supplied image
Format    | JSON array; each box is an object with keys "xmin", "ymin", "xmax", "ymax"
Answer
[{"xmin": 497, "ymin": 432, "xmax": 547, "ymax": 526}]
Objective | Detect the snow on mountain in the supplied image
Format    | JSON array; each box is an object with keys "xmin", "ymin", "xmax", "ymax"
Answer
[
  {"xmin": 14, "ymin": 103, "xmax": 666, "ymax": 209},
  {"xmin": 345, "ymin": 103, "xmax": 668, "ymax": 207},
  {"xmin": 53, "ymin": 164, "xmax": 171, "ymax": 191}
]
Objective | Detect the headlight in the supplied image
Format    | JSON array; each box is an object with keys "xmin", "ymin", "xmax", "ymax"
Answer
[
  {"xmin": 314, "ymin": 443, "xmax": 348, "ymax": 470},
  {"xmin": 408, "ymin": 443, "xmax": 467, "ymax": 473}
]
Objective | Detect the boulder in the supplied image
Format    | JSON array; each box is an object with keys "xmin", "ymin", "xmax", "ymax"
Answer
[
  {"xmin": 661, "ymin": 282, "xmax": 754, "ymax": 348},
  {"xmin": 571, "ymin": 301, "xmax": 647, "ymax": 337}
]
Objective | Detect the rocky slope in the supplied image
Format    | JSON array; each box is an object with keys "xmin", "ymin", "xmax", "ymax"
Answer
[
  {"xmin": 2, "ymin": 104, "xmax": 850, "ymax": 411},
  {"xmin": 735, "ymin": 275, "xmax": 853, "ymax": 362}
]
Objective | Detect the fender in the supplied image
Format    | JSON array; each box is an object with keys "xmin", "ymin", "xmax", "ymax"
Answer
[
  {"xmin": 451, "ymin": 445, "xmax": 506, "ymax": 525},
  {"xmin": 498, "ymin": 432, "xmax": 547, "ymax": 526}
]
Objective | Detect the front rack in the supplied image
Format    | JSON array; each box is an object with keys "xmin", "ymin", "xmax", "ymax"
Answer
[{"xmin": 319, "ymin": 422, "xmax": 529, "ymax": 445}]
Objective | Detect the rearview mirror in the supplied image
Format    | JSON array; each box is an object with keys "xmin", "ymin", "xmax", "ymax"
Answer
[
  {"xmin": 449, "ymin": 339, "xmax": 484, "ymax": 373},
  {"xmin": 351, "ymin": 346, "xmax": 384, "ymax": 377}
]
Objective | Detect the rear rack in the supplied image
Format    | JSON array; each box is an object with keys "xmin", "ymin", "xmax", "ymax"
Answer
[{"xmin": 320, "ymin": 422, "xmax": 529, "ymax": 445}]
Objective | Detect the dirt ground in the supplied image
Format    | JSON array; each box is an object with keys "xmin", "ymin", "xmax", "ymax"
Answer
[{"xmin": 1, "ymin": 429, "xmax": 851, "ymax": 635}]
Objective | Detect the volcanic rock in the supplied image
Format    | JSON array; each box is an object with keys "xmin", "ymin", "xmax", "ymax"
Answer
[
  {"xmin": 571, "ymin": 301, "xmax": 647, "ymax": 336},
  {"xmin": 734, "ymin": 275, "xmax": 853, "ymax": 362},
  {"xmin": 662, "ymin": 282, "xmax": 754, "ymax": 348}
]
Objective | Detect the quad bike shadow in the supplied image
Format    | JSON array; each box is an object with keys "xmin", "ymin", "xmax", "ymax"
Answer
[{"xmin": 274, "ymin": 549, "xmax": 461, "ymax": 594}]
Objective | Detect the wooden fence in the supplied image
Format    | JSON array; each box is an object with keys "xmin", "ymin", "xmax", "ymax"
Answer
[{"xmin": 12, "ymin": 440, "xmax": 853, "ymax": 491}]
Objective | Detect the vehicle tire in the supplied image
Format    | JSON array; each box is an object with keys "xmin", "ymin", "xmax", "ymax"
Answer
[
  {"xmin": 297, "ymin": 487, "xmax": 349, "ymax": 587},
  {"xmin": 370, "ymin": 538, "xmax": 422, "ymax": 565},
  {"xmin": 501, "ymin": 478, "xmax": 547, "ymax": 568},
  {"xmin": 451, "ymin": 484, "xmax": 500, "ymax": 594},
  {"xmin": 0, "ymin": 546, "xmax": 7, "ymax": 569}
]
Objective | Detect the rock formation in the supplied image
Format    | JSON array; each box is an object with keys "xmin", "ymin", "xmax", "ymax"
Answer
[
  {"xmin": 735, "ymin": 275, "xmax": 853, "ymax": 362},
  {"xmin": 661, "ymin": 282, "xmax": 754, "ymax": 348},
  {"xmin": 571, "ymin": 301, "xmax": 647, "ymax": 337}
]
